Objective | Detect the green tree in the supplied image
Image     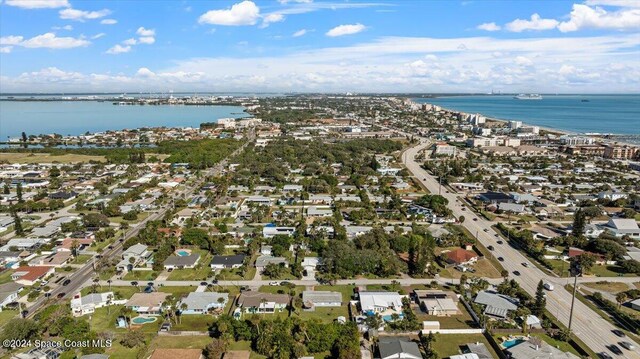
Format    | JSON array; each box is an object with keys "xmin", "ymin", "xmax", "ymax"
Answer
[
  {"xmin": 0, "ymin": 318, "xmax": 39, "ymax": 343},
  {"xmin": 532, "ymin": 280, "xmax": 546, "ymax": 317},
  {"xmin": 203, "ymin": 338, "xmax": 227, "ymax": 359},
  {"xmin": 16, "ymin": 183, "xmax": 23, "ymax": 203},
  {"xmin": 572, "ymin": 209, "xmax": 586, "ymax": 237},
  {"xmin": 13, "ymin": 212, "xmax": 24, "ymax": 236}
]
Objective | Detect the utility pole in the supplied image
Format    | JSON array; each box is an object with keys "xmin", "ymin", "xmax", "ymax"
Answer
[{"xmin": 568, "ymin": 263, "xmax": 581, "ymax": 335}]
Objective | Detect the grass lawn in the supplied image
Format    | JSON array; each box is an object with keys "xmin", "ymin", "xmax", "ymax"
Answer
[
  {"xmin": 439, "ymin": 259, "xmax": 501, "ymax": 279},
  {"xmin": 414, "ymin": 303, "xmax": 476, "ymax": 329},
  {"xmin": 171, "ymin": 314, "xmax": 214, "ymax": 331},
  {"xmin": 167, "ymin": 266, "xmax": 213, "ymax": 281},
  {"xmin": 635, "ymin": 282, "xmax": 640, "ymax": 290},
  {"xmin": 144, "ymin": 335, "xmax": 212, "ymax": 357},
  {"xmin": 587, "ymin": 264, "xmax": 635, "ymax": 277},
  {"xmin": 548, "ymin": 259, "xmax": 570, "ymax": 277},
  {"xmin": 0, "ymin": 152, "xmax": 106, "ymax": 163},
  {"xmin": 366, "ymin": 283, "xmax": 405, "ymax": 293},
  {"xmin": 583, "ymin": 281, "xmax": 630, "ymax": 293},
  {"xmin": 217, "ymin": 266, "xmax": 256, "ymax": 280},
  {"xmin": 0, "ymin": 270, "xmax": 15, "ymax": 285},
  {"xmin": 82, "ymin": 285, "xmax": 140, "ymax": 300},
  {"xmin": 123, "ymin": 270, "xmax": 159, "ymax": 281},
  {"xmin": 0, "ymin": 309, "xmax": 19, "ymax": 328},
  {"xmin": 72, "ymin": 254, "xmax": 93, "ymax": 264},
  {"xmin": 537, "ymin": 334, "xmax": 582, "ymax": 357},
  {"xmin": 293, "ymin": 306, "xmax": 349, "ymax": 323},
  {"xmin": 228, "ymin": 340, "xmax": 267, "ymax": 359},
  {"xmin": 431, "ymin": 333, "xmax": 499, "ymax": 358}
]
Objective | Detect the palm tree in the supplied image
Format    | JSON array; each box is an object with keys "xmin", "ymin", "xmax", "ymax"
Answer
[
  {"xmin": 106, "ymin": 294, "xmax": 113, "ymax": 315},
  {"xmin": 616, "ymin": 292, "xmax": 629, "ymax": 308},
  {"xmin": 179, "ymin": 302, "xmax": 188, "ymax": 324},
  {"xmin": 120, "ymin": 306, "xmax": 133, "ymax": 329},
  {"xmin": 107, "ymin": 279, "xmax": 112, "ymax": 290}
]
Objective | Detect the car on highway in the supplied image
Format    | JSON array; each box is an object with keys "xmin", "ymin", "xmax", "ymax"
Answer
[
  {"xmin": 598, "ymin": 353, "xmax": 613, "ymax": 359},
  {"xmin": 619, "ymin": 341, "xmax": 635, "ymax": 350},
  {"xmin": 57, "ymin": 292, "xmax": 65, "ymax": 299},
  {"xmin": 498, "ymin": 257, "xmax": 504, "ymax": 262},
  {"xmin": 544, "ymin": 283, "xmax": 554, "ymax": 291},
  {"xmin": 269, "ymin": 281, "xmax": 279, "ymax": 286},
  {"xmin": 496, "ymin": 240, "xmax": 503, "ymax": 244},
  {"xmin": 62, "ymin": 279, "xmax": 71, "ymax": 286},
  {"xmin": 612, "ymin": 330, "xmax": 626, "ymax": 338},
  {"xmin": 472, "ymin": 218, "xmax": 478, "ymax": 221},
  {"xmin": 513, "ymin": 271, "xmax": 521, "ymax": 276},
  {"xmin": 200, "ymin": 281, "xmax": 208, "ymax": 286},
  {"xmin": 487, "ymin": 245, "xmax": 494, "ymax": 251},
  {"xmin": 461, "ymin": 207, "xmax": 465, "ymax": 211},
  {"xmin": 608, "ymin": 345, "xmax": 622, "ymax": 355},
  {"xmin": 522, "ymin": 262, "xmax": 529, "ymax": 267},
  {"xmin": 483, "ymin": 228, "xmax": 488, "ymax": 232}
]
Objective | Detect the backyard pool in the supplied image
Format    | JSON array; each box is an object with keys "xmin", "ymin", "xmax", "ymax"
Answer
[
  {"xmin": 176, "ymin": 250, "xmax": 191, "ymax": 257},
  {"xmin": 502, "ymin": 338, "xmax": 525, "ymax": 349},
  {"xmin": 132, "ymin": 316, "xmax": 157, "ymax": 324}
]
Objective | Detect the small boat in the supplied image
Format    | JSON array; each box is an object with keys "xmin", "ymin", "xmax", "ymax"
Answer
[{"xmin": 581, "ymin": 99, "xmax": 590, "ymax": 102}]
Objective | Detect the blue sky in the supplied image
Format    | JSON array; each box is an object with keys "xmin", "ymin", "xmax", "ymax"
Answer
[{"xmin": 0, "ymin": 0, "xmax": 639, "ymax": 93}]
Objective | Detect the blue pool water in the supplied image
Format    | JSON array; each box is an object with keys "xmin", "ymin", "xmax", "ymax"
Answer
[
  {"xmin": 502, "ymin": 339, "xmax": 525, "ymax": 348},
  {"xmin": 132, "ymin": 317, "xmax": 157, "ymax": 324},
  {"xmin": 176, "ymin": 250, "xmax": 190, "ymax": 257}
]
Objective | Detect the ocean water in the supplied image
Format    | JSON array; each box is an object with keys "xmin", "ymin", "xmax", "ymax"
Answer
[
  {"xmin": 414, "ymin": 95, "xmax": 640, "ymax": 135},
  {"xmin": 0, "ymin": 101, "xmax": 249, "ymax": 139}
]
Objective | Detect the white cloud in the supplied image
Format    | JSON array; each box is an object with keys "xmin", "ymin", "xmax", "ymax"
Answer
[
  {"xmin": 5, "ymin": 0, "xmax": 69, "ymax": 9},
  {"xmin": 122, "ymin": 38, "xmax": 137, "ymax": 45},
  {"xmin": 138, "ymin": 36, "xmax": 155, "ymax": 44},
  {"xmin": 558, "ymin": 4, "xmax": 640, "ymax": 32},
  {"xmin": 515, "ymin": 56, "xmax": 533, "ymax": 66},
  {"xmin": 106, "ymin": 44, "xmax": 131, "ymax": 54},
  {"xmin": 477, "ymin": 22, "xmax": 501, "ymax": 31},
  {"xmin": 293, "ymin": 29, "xmax": 307, "ymax": 37},
  {"xmin": 326, "ymin": 23, "xmax": 366, "ymax": 37},
  {"xmin": 19, "ymin": 33, "xmax": 90, "ymax": 49},
  {"xmin": 53, "ymin": 25, "xmax": 73, "ymax": 31},
  {"xmin": 59, "ymin": 8, "xmax": 111, "ymax": 21},
  {"xmin": 584, "ymin": 0, "xmax": 640, "ymax": 7},
  {"xmin": 135, "ymin": 67, "xmax": 156, "ymax": 77},
  {"xmin": 198, "ymin": 1, "xmax": 260, "ymax": 26},
  {"xmin": 0, "ymin": 47, "xmax": 13, "ymax": 53},
  {"xmin": 505, "ymin": 13, "xmax": 559, "ymax": 32},
  {"xmin": 3, "ymin": 34, "xmax": 639, "ymax": 93},
  {"xmin": 0, "ymin": 35, "xmax": 24, "ymax": 45},
  {"xmin": 91, "ymin": 33, "xmax": 106, "ymax": 40},
  {"xmin": 136, "ymin": 27, "xmax": 156, "ymax": 37},
  {"xmin": 260, "ymin": 13, "xmax": 284, "ymax": 28},
  {"xmin": 101, "ymin": 19, "xmax": 117, "ymax": 25}
]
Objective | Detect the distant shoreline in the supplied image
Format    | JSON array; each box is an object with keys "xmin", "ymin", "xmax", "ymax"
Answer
[{"xmin": 411, "ymin": 99, "xmax": 640, "ymax": 146}]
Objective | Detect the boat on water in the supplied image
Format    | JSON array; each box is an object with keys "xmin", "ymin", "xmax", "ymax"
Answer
[
  {"xmin": 513, "ymin": 93, "xmax": 543, "ymax": 100},
  {"xmin": 581, "ymin": 99, "xmax": 590, "ymax": 102}
]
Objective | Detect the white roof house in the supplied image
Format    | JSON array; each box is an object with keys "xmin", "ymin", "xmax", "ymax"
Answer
[
  {"xmin": 359, "ymin": 291, "xmax": 404, "ymax": 314},
  {"xmin": 605, "ymin": 218, "xmax": 640, "ymax": 239},
  {"xmin": 180, "ymin": 292, "xmax": 229, "ymax": 314},
  {"xmin": 71, "ymin": 291, "xmax": 115, "ymax": 317}
]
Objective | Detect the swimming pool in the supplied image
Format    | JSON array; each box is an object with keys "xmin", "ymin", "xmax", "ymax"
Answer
[
  {"xmin": 502, "ymin": 339, "xmax": 525, "ymax": 349},
  {"xmin": 176, "ymin": 250, "xmax": 190, "ymax": 257},
  {"xmin": 131, "ymin": 316, "xmax": 157, "ymax": 324}
]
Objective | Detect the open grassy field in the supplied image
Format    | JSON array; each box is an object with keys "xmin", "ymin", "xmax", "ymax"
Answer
[
  {"xmin": 293, "ymin": 305, "xmax": 349, "ymax": 323},
  {"xmin": 431, "ymin": 333, "xmax": 500, "ymax": 358},
  {"xmin": 123, "ymin": 270, "xmax": 159, "ymax": 281},
  {"xmin": 0, "ymin": 270, "xmax": 15, "ymax": 285},
  {"xmin": 0, "ymin": 152, "xmax": 106, "ymax": 163},
  {"xmin": 583, "ymin": 281, "xmax": 630, "ymax": 293},
  {"xmin": 439, "ymin": 258, "xmax": 501, "ymax": 279}
]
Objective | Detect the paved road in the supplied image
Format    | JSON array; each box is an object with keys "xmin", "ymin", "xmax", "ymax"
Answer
[{"xmin": 403, "ymin": 141, "xmax": 640, "ymax": 358}]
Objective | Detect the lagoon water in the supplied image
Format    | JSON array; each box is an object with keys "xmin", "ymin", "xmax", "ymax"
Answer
[
  {"xmin": 414, "ymin": 95, "xmax": 640, "ymax": 135},
  {"xmin": 0, "ymin": 101, "xmax": 249, "ymax": 139}
]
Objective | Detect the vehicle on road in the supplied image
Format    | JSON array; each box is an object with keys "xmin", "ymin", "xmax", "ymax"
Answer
[
  {"xmin": 619, "ymin": 342, "xmax": 635, "ymax": 350},
  {"xmin": 200, "ymin": 281, "xmax": 208, "ymax": 286},
  {"xmin": 269, "ymin": 281, "xmax": 279, "ymax": 286},
  {"xmin": 498, "ymin": 257, "xmax": 504, "ymax": 261},
  {"xmin": 522, "ymin": 262, "xmax": 529, "ymax": 267},
  {"xmin": 488, "ymin": 245, "xmax": 494, "ymax": 251},
  {"xmin": 608, "ymin": 345, "xmax": 622, "ymax": 355},
  {"xmin": 280, "ymin": 281, "xmax": 293, "ymax": 286},
  {"xmin": 544, "ymin": 283, "xmax": 554, "ymax": 291},
  {"xmin": 598, "ymin": 353, "xmax": 613, "ymax": 359},
  {"xmin": 483, "ymin": 228, "xmax": 488, "ymax": 232},
  {"xmin": 57, "ymin": 292, "xmax": 65, "ymax": 299},
  {"xmin": 496, "ymin": 240, "xmax": 503, "ymax": 244},
  {"xmin": 461, "ymin": 207, "xmax": 465, "ymax": 210},
  {"xmin": 513, "ymin": 271, "xmax": 521, "ymax": 276},
  {"xmin": 167, "ymin": 268, "xmax": 173, "ymax": 272},
  {"xmin": 62, "ymin": 279, "xmax": 71, "ymax": 286},
  {"xmin": 612, "ymin": 330, "xmax": 626, "ymax": 338},
  {"xmin": 472, "ymin": 218, "xmax": 477, "ymax": 221}
]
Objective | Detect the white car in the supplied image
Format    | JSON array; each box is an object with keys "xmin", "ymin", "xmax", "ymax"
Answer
[
  {"xmin": 544, "ymin": 283, "xmax": 554, "ymax": 291},
  {"xmin": 269, "ymin": 281, "xmax": 280, "ymax": 286}
]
